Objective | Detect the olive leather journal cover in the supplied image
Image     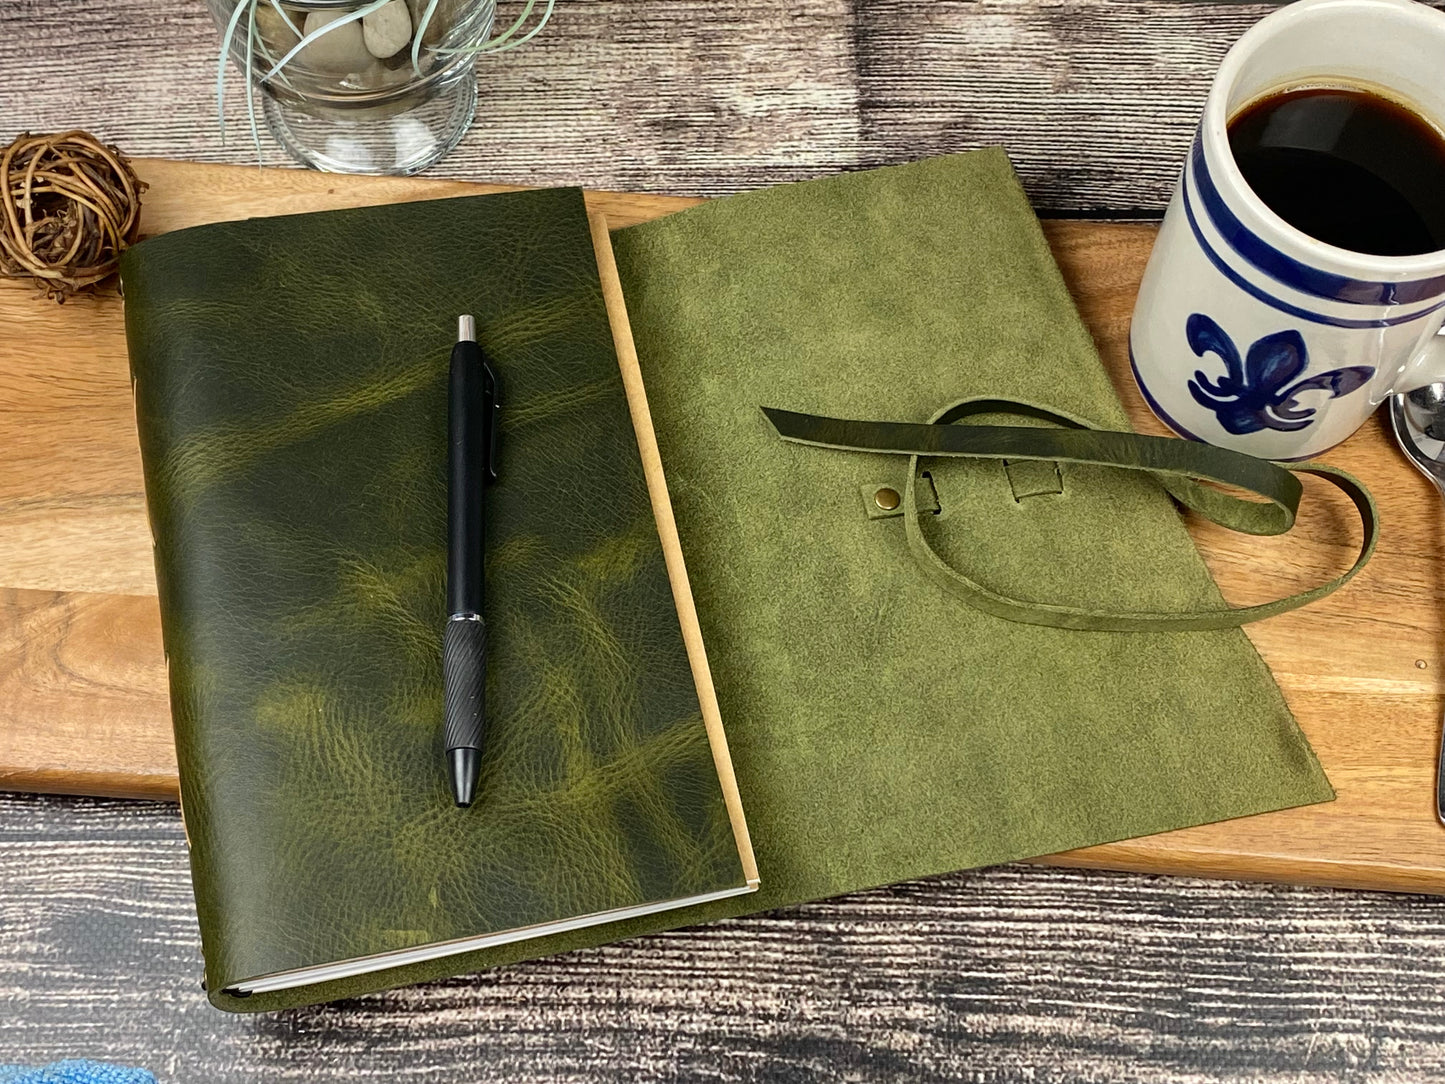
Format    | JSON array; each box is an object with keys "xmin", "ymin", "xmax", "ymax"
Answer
[
  {"xmin": 120, "ymin": 190, "xmax": 758, "ymax": 1011},
  {"xmin": 604, "ymin": 150, "xmax": 1330, "ymax": 926},
  {"xmin": 124, "ymin": 152, "xmax": 1331, "ymax": 1013}
]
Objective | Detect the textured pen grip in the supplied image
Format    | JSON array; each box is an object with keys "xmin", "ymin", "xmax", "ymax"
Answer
[{"xmin": 442, "ymin": 617, "xmax": 487, "ymax": 750}]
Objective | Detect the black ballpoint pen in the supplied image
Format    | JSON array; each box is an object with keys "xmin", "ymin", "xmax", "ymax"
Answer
[{"xmin": 443, "ymin": 314, "xmax": 500, "ymax": 808}]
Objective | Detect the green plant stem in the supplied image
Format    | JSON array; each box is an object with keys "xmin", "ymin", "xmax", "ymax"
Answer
[
  {"xmin": 262, "ymin": 0, "xmax": 392, "ymax": 83},
  {"xmin": 245, "ymin": 1, "xmax": 262, "ymax": 163},
  {"xmin": 436, "ymin": 0, "xmax": 555, "ymax": 57},
  {"xmin": 481, "ymin": 0, "xmax": 535, "ymax": 47},
  {"xmin": 409, "ymin": 0, "xmax": 440, "ymax": 78},
  {"xmin": 214, "ymin": 0, "xmax": 254, "ymax": 146},
  {"xmin": 480, "ymin": 0, "xmax": 553, "ymax": 53},
  {"xmin": 269, "ymin": 0, "xmax": 302, "ymax": 39}
]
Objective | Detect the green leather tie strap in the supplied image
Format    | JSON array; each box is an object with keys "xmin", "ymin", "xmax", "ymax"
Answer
[{"xmin": 761, "ymin": 397, "xmax": 1378, "ymax": 632}]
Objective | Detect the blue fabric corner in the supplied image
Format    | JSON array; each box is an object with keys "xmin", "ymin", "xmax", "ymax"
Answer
[{"xmin": 0, "ymin": 1061, "xmax": 156, "ymax": 1084}]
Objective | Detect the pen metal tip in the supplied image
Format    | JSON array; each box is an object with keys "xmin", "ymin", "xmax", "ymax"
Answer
[
  {"xmin": 449, "ymin": 747, "xmax": 480, "ymax": 808},
  {"xmin": 457, "ymin": 314, "xmax": 476, "ymax": 343}
]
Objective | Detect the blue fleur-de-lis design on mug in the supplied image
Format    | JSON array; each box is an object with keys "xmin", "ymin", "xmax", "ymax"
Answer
[{"xmin": 1185, "ymin": 313, "xmax": 1374, "ymax": 435}]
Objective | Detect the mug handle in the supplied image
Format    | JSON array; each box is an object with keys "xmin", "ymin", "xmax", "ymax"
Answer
[{"xmin": 1394, "ymin": 320, "xmax": 1445, "ymax": 394}]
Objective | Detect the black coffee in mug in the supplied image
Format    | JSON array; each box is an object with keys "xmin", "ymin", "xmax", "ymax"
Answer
[{"xmin": 1227, "ymin": 85, "xmax": 1445, "ymax": 257}]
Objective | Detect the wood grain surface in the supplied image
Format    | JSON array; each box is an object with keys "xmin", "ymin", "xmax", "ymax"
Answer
[
  {"xmin": 2, "ymin": 157, "xmax": 1441, "ymax": 896},
  {"xmin": 6, "ymin": 0, "xmax": 1445, "ymax": 1077},
  {"xmin": 7, "ymin": 790, "xmax": 1445, "ymax": 1083}
]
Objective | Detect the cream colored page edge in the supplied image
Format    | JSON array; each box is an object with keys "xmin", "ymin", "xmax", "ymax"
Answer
[{"xmin": 588, "ymin": 211, "xmax": 760, "ymax": 888}]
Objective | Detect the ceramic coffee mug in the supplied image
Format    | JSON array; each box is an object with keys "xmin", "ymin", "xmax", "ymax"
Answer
[{"xmin": 1129, "ymin": 0, "xmax": 1445, "ymax": 460}]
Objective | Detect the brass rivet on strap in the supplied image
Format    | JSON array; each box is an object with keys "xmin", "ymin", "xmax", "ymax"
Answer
[{"xmin": 874, "ymin": 487, "xmax": 901, "ymax": 511}]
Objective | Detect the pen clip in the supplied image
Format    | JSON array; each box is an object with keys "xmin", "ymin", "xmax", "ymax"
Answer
[{"xmin": 483, "ymin": 361, "xmax": 500, "ymax": 484}]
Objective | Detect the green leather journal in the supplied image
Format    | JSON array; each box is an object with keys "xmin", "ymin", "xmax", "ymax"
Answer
[
  {"xmin": 608, "ymin": 150, "xmax": 1335, "ymax": 911},
  {"xmin": 120, "ymin": 190, "xmax": 759, "ymax": 1010},
  {"xmin": 123, "ymin": 151, "xmax": 1337, "ymax": 1013}
]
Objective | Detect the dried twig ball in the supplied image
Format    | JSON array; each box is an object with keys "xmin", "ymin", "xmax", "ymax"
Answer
[{"xmin": 0, "ymin": 131, "xmax": 146, "ymax": 302}]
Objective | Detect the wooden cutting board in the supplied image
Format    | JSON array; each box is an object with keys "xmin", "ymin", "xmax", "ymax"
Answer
[{"xmin": 2, "ymin": 158, "xmax": 1441, "ymax": 895}]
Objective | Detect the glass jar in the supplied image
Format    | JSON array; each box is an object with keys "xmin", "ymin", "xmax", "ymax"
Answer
[{"xmin": 204, "ymin": 0, "xmax": 503, "ymax": 175}]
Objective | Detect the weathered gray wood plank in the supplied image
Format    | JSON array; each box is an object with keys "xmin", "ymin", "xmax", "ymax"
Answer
[
  {"xmin": 854, "ymin": 0, "xmax": 1271, "ymax": 212},
  {"xmin": 0, "ymin": 0, "xmax": 1347, "ymax": 211},
  {"xmin": 5, "ymin": 791, "xmax": 1445, "ymax": 1081}
]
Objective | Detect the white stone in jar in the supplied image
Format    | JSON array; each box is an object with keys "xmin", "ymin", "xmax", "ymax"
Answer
[
  {"xmin": 299, "ymin": 9, "xmax": 374, "ymax": 73},
  {"xmin": 254, "ymin": 4, "xmax": 302, "ymax": 53},
  {"xmin": 362, "ymin": 0, "xmax": 413, "ymax": 59}
]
